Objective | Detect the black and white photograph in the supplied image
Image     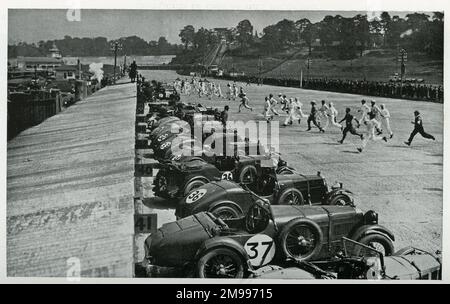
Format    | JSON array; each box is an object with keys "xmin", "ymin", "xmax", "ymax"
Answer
[{"xmin": 2, "ymin": 0, "xmax": 448, "ymax": 283}]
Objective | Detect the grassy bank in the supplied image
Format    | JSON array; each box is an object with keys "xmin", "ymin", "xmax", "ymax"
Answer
[{"xmin": 219, "ymin": 48, "xmax": 443, "ymax": 85}]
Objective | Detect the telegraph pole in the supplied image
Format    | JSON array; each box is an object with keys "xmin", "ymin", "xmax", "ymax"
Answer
[
  {"xmin": 257, "ymin": 56, "xmax": 262, "ymax": 85},
  {"xmin": 110, "ymin": 40, "xmax": 123, "ymax": 84},
  {"xmin": 306, "ymin": 57, "xmax": 312, "ymax": 85},
  {"xmin": 398, "ymin": 48, "xmax": 407, "ymax": 96}
]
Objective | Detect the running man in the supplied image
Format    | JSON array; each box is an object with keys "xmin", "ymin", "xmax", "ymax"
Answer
[
  {"xmin": 268, "ymin": 94, "xmax": 280, "ymax": 116},
  {"xmin": 281, "ymin": 95, "xmax": 289, "ymax": 112},
  {"xmin": 294, "ymin": 98, "xmax": 308, "ymax": 124},
  {"xmin": 338, "ymin": 108, "xmax": 363, "ymax": 144},
  {"xmin": 226, "ymin": 83, "xmax": 232, "ymax": 100},
  {"xmin": 404, "ymin": 110, "xmax": 435, "ymax": 146},
  {"xmin": 221, "ymin": 105, "xmax": 229, "ymax": 128},
  {"xmin": 326, "ymin": 102, "xmax": 343, "ymax": 130},
  {"xmin": 238, "ymin": 93, "xmax": 253, "ymax": 112},
  {"xmin": 263, "ymin": 96, "xmax": 274, "ymax": 122},
  {"xmin": 369, "ymin": 100, "xmax": 383, "ymax": 135},
  {"xmin": 357, "ymin": 118, "xmax": 388, "ymax": 153},
  {"xmin": 283, "ymin": 98, "xmax": 295, "ymax": 126},
  {"xmin": 232, "ymin": 83, "xmax": 238, "ymax": 100},
  {"xmin": 357, "ymin": 99, "xmax": 371, "ymax": 125},
  {"xmin": 380, "ymin": 104, "xmax": 394, "ymax": 139},
  {"xmin": 306, "ymin": 101, "xmax": 324, "ymax": 132}
]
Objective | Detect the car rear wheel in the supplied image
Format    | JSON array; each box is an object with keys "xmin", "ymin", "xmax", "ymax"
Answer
[
  {"xmin": 239, "ymin": 165, "xmax": 257, "ymax": 184},
  {"xmin": 356, "ymin": 234, "xmax": 394, "ymax": 256},
  {"xmin": 183, "ymin": 179, "xmax": 208, "ymax": 197},
  {"xmin": 210, "ymin": 205, "xmax": 242, "ymax": 220},
  {"xmin": 278, "ymin": 188, "xmax": 305, "ymax": 205},
  {"xmin": 279, "ymin": 218, "xmax": 323, "ymax": 261},
  {"xmin": 154, "ymin": 174, "xmax": 170, "ymax": 198},
  {"xmin": 196, "ymin": 248, "xmax": 245, "ymax": 278},
  {"xmin": 328, "ymin": 194, "xmax": 352, "ymax": 206}
]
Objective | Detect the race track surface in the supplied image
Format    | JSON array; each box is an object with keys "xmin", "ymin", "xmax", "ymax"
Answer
[{"xmin": 141, "ymin": 70, "xmax": 443, "ymax": 254}]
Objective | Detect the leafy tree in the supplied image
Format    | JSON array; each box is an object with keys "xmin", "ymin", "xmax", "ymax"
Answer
[
  {"xmin": 353, "ymin": 14, "xmax": 370, "ymax": 56},
  {"xmin": 236, "ymin": 19, "xmax": 253, "ymax": 48},
  {"xmin": 179, "ymin": 25, "xmax": 195, "ymax": 49},
  {"xmin": 275, "ymin": 19, "xmax": 297, "ymax": 46},
  {"xmin": 295, "ymin": 18, "xmax": 315, "ymax": 55},
  {"xmin": 317, "ymin": 15, "xmax": 340, "ymax": 49},
  {"xmin": 261, "ymin": 24, "xmax": 280, "ymax": 54},
  {"xmin": 380, "ymin": 12, "xmax": 391, "ymax": 46}
]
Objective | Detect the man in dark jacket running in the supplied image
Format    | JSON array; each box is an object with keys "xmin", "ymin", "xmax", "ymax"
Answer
[
  {"xmin": 306, "ymin": 101, "xmax": 324, "ymax": 132},
  {"xmin": 338, "ymin": 107, "xmax": 364, "ymax": 144},
  {"xmin": 404, "ymin": 110, "xmax": 435, "ymax": 146}
]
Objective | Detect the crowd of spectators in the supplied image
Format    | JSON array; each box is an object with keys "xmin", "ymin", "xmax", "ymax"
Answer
[{"xmin": 202, "ymin": 72, "xmax": 444, "ymax": 103}]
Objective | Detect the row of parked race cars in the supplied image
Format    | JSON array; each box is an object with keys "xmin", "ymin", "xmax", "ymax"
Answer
[{"xmin": 135, "ymin": 79, "xmax": 442, "ymax": 280}]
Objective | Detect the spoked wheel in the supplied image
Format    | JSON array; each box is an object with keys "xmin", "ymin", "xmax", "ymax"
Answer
[
  {"xmin": 211, "ymin": 205, "xmax": 241, "ymax": 220},
  {"xmin": 197, "ymin": 248, "xmax": 244, "ymax": 278},
  {"xmin": 154, "ymin": 174, "xmax": 169, "ymax": 198},
  {"xmin": 245, "ymin": 205, "xmax": 269, "ymax": 233},
  {"xmin": 279, "ymin": 219, "xmax": 323, "ymax": 261},
  {"xmin": 328, "ymin": 194, "xmax": 353, "ymax": 206},
  {"xmin": 278, "ymin": 188, "xmax": 304, "ymax": 205},
  {"xmin": 356, "ymin": 234, "xmax": 394, "ymax": 257}
]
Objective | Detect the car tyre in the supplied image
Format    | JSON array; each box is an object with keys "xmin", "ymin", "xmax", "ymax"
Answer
[
  {"xmin": 154, "ymin": 173, "xmax": 170, "ymax": 199},
  {"xmin": 356, "ymin": 234, "xmax": 394, "ymax": 256},
  {"xmin": 328, "ymin": 194, "xmax": 352, "ymax": 206},
  {"xmin": 210, "ymin": 204, "xmax": 242, "ymax": 220},
  {"xmin": 183, "ymin": 179, "xmax": 208, "ymax": 197},
  {"xmin": 278, "ymin": 188, "xmax": 305, "ymax": 205},
  {"xmin": 279, "ymin": 218, "xmax": 323, "ymax": 261},
  {"xmin": 196, "ymin": 248, "xmax": 245, "ymax": 278},
  {"xmin": 239, "ymin": 165, "xmax": 258, "ymax": 184}
]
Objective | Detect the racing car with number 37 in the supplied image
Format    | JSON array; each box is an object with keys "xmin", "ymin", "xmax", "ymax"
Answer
[{"xmin": 143, "ymin": 201, "xmax": 395, "ymax": 278}]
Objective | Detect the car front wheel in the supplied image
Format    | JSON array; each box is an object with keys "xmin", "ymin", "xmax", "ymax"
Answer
[
  {"xmin": 279, "ymin": 218, "xmax": 323, "ymax": 261},
  {"xmin": 356, "ymin": 234, "xmax": 394, "ymax": 256},
  {"xmin": 278, "ymin": 188, "xmax": 305, "ymax": 205},
  {"xmin": 328, "ymin": 194, "xmax": 352, "ymax": 206},
  {"xmin": 196, "ymin": 248, "xmax": 245, "ymax": 278}
]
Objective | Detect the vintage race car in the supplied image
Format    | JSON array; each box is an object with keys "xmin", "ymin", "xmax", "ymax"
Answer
[
  {"xmin": 175, "ymin": 170, "xmax": 354, "ymax": 219},
  {"xmin": 153, "ymin": 154, "xmax": 269, "ymax": 199},
  {"xmin": 251, "ymin": 238, "xmax": 441, "ymax": 280},
  {"xmin": 155, "ymin": 83, "xmax": 180, "ymax": 102},
  {"xmin": 143, "ymin": 202, "xmax": 395, "ymax": 278}
]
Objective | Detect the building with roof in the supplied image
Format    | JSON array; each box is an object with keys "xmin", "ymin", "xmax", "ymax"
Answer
[
  {"xmin": 16, "ymin": 56, "xmax": 63, "ymax": 71},
  {"xmin": 54, "ymin": 65, "xmax": 79, "ymax": 80},
  {"xmin": 49, "ymin": 42, "xmax": 63, "ymax": 59}
]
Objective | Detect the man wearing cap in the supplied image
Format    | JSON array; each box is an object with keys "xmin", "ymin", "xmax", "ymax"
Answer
[
  {"xmin": 306, "ymin": 101, "xmax": 324, "ymax": 132},
  {"xmin": 238, "ymin": 93, "xmax": 253, "ymax": 112},
  {"xmin": 404, "ymin": 111, "xmax": 435, "ymax": 146}
]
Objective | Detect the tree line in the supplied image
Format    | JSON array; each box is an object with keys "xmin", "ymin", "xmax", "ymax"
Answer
[
  {"xmin": 174, "ymin": 11, "xmax": 443, "ymax": 63},
  {"xmin": 8, "ymin": 35, "xmax": 184, "ymax": 58}
]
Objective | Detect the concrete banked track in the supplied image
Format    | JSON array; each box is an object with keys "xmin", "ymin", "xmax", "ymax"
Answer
[{"xmin": 7, "ymin": 80, "xmax": 136, "ymax": 277}]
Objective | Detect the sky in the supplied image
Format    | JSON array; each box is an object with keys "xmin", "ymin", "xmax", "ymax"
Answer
[{"xmin": 8, "ymin": 9, "xmax": 421, "ymax": 45}]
